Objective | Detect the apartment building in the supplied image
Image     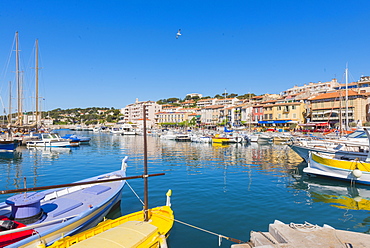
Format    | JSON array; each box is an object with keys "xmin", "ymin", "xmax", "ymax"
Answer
[
  {"xmin": 215, "ymin": 97, "xmax": 243, "ymax": 106},
  {"xmin": 155, "ymin": 111, "xmax": 190, "ymax": 124},
  {"xmin": 161, "ymin": 105, "xmax": 181, "ymax": 112},
  {"xmin": 259, "ymin": 96, "xmax": 305, "ymax": 127},
  {"xmin": 309, "ymin": 90, "xmax": 368, "ymax": 126},
  {"xmin": 261, "ymin": 100, "xmax": 277, "ymax": 121},
  {"xmin": 274, "ymin": 101, "xmax": 305, "ymax": 123},
  {"xmin": 196, "ymin": 98, "xmax": 217, "ymax": 108},
  {"xmin": 281, "ymin": 79, "xmax": 340, "ymax": 96},
  {"xmin": 181, "ymin": 100, "xmax": 196, "ymax": 108},
  {"xmin": 240, "ymin": 104, "xmax": 252, "ymax": 124},
  {"xmin": 334, "ymin": 76, "xmax": 370, "ymax": 93},
  {"xmin": 200, "ymin": 105, "xmax": 224, "ymax": 126},
  {"xmin": 251, "ymin": 105, "xmax": 264, "ymax": 123},
  {"xmin": 122, "ymin": 99, "xmax": 162, "ymax": 124}
]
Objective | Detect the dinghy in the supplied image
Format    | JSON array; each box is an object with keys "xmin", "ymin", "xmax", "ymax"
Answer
[{"xmin": 0, "ymin": 157, "xmax": 129, "ymax": 247}]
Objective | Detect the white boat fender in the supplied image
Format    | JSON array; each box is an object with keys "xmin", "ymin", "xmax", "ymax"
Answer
[
  {"xmin": 166, "ymin": 189, "xmax": 172, "ymax": 207},
  {"xmin": 354, "ymin": 196, "xmax": 362, "ymax": 202},
  {"xmin": 36, "ymin": 241, "xmax": 46, "ymax": 248},
  {"xmin": 159, "ymin": 234, "xmax": 168, "ymax": 248},
  {"xmin": 352, "ymin": 169, "xmax": 362, "ymax": 178}
]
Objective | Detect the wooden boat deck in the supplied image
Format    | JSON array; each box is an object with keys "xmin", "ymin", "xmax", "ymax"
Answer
[{"xmin": 232, "ymin": 220, "xmax": 370, "ymax": 248}]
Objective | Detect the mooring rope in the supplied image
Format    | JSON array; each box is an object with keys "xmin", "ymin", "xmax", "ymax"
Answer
[{"xmin": 152, "ymin": 211, "xmax": 246, "ymax": 246}]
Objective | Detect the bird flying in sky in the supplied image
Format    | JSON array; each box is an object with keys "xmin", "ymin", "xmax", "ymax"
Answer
[{"xmin": 176, "ymin": 29, "xmax": 182, "ymax": 39}]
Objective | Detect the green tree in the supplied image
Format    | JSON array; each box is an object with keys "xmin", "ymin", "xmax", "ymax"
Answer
[{"xmin": 167, "ymin": 98, "xmax": 180, "ymax": 103}]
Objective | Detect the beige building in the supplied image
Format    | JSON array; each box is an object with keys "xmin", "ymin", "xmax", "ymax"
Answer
[
  {"xmin": 196, "ymin": 98, "xmax": 217, "ymax": 108},
  {"xmin": 274, "ymin": 101, "xmax": 305, "ymax": 123},
  {"xmin": 281, "ymin": 79, "xmax": 340, "ymax": 96},
  {"xmin": 215, "ymin": 97, "xmax": 243, "ymax": 106},
  {"xmin": 200, "ymin": 105, "xmax": 224, "ymax": 126},
  {"xmin": 122, "ymin": 99, "xmax": 162, "ymax": 124},
  {"xmin": 260, "ymin": 97, "xmax": 305, "ymax": 127},
  {"xmin": 309, "ymin": 90, "xmax": 368, "ymax": 126},
  {"xmin": 155, "ymin": 111, "xmax": 190, "ymax": 125}
]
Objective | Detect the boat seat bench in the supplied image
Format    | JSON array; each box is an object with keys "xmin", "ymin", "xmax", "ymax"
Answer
[
  {"xmin": 51, "ymin": 198, "xmax": 83, "ymax": 217},
  {"xmin": 82, "ymin": 185, "xmax": 111, "ymax": 195}
]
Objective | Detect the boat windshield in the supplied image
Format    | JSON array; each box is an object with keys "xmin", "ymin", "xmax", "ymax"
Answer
[
  {"xmin": 50, "ymin": 133, "xmax": 59, "ymax": 139},
  {"xmin": 345, "ymin": 130, "xmax": 367, "ymax": 139}
]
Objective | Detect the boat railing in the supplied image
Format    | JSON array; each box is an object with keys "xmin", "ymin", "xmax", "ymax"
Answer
[{"xmin": 43, "ymin": 185, "xmax": 87, "ymax": 201}]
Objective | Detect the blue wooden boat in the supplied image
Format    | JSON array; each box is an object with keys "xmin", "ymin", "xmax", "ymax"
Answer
[
  {"xmin": 61, "ymin": 134, "xmax": 91, "ymax": 143},
  {"xmin": 0, "ymin": 140, "xmax": 19, "ymax": 152},
  {"xmin": 0, "ymin": 157, "xmax": 128, "ymax": 247}
]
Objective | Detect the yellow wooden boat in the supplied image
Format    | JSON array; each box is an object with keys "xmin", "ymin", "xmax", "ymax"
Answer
[{"xmin": 49, "ymin": 190, "xmax": 174, "ymax": 248}]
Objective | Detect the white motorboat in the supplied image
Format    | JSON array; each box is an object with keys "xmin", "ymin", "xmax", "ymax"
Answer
[
  {"xmin": 26, "ymin": 133, "xmax": 76, "ymax": 147},
  {"xmin": 248, "ymin": 132, "xmax": 272, "ymax": 143},
  {"xmin": 288, "ymin": 130, "xmax": 369, "ymax": 161}
]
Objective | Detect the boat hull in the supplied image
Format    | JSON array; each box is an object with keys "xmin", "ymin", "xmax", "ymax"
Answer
[
  {"xmin": 26, "ymin": 140, "xmax": 72, "ymax": 147},
  {"xmin": 0, "ymin": 141, "xmax": 18, "ymax": 152},
  {"xmin": 304, "ymin": 152, "xmax": 370, "ymax": 185}
]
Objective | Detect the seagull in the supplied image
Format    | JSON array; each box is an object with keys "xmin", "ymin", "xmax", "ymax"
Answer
[{"xmin": 176, "ymin": 29, "xmax": 182, "ymax": 39}]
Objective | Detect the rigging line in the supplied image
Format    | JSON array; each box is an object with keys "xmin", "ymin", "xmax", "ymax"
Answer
[
  {"xmin": 0, "ymin": 96, "xmax": 8, "ymax": 120},
  {"xmin": 357, "ymin": 161, "xmax": 370, "ymax": 172},
  {"xmin": 125, "ymin": 181, "xmax": 144, "ymax": 205},
  {"xmin": 171, "ymin": 217, "xmax": 245, "ymax": 244},
  {"xmin": 0, "ymin": 36, "xmax": 17, "ymax": 95}
]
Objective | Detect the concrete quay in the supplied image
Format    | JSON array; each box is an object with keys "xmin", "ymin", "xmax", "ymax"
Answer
[{"xmin": 232, "ymin": 220, "xmax": 370, "ymax": 248}]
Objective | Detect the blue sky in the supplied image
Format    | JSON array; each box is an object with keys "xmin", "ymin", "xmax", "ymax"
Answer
[{"xmin": 1, "ymin": 1, "xmax": 370, "ymax": 111}]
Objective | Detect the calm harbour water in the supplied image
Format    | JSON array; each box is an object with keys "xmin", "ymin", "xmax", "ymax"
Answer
[{"xmin": 0, "ymin": 130, "xmax": 369, "ymax": 247}]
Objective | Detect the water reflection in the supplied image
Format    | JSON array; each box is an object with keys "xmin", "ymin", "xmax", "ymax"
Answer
[
  {"xmin": 0, "ymin": 151, "xmax": 23, "ymax": 197},
  {"xmin": 308, "ymin": 182, "xmax": 370, "ymax": 211},
  {"xmin": 27, "ymin": 147, "xmax": 71, "ymax": 159},
  {"xmin": 290, "ymin": 177, "xmax": 370, "ymax": 233}
]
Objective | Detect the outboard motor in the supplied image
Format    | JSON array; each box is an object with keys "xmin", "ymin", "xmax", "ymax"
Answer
[{"xmin": 0, "ymin": 220, "xmax": 16, "ymax": 230}]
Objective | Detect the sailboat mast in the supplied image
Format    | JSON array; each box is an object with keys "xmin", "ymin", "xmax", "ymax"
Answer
[
  {"xmin": 35, "ymin": 39, "xmax": 39, "ymax": 128},
  {"xmin": 143, "ymin": 104, "xmax": 149, "ymax": 221},
  {"xmin": 8, "ymin": 81, "xmax": 11, "ymax": 125},
  {"xmin": 15, "ymin": 31, "xmax": 22, "ymax": 126},
  {"xmin": 339, "ymin": 90, "xmax": 342, "ymax": 135}
]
